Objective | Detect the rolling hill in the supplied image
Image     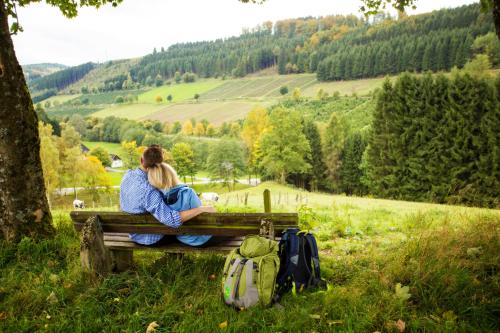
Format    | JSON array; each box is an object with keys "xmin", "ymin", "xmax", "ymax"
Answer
[
  {"xmin": 45, "ymin": 73, "xmax": 388, "ymax": 124},
  {"xmin": 22, "ymin": 63, "xmax": 67, "ymax": 82}
]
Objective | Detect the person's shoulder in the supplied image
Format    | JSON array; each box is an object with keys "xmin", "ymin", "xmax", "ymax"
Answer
[{"xmin": 121, "ymin": 169, "xmax": 148, "ymax": 188}]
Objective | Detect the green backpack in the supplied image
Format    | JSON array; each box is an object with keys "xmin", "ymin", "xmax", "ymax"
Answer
[{"xmin": 222, "ymin": 235, "xmax": 280, "ymax": 308}]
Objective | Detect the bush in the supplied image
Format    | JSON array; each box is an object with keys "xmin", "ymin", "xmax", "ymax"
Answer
[
  {"xmin": 279, "ymin": 86, "xmax": 289, "ymax": 95},
  {"xmin": 90, "ymin": 147, "xmax": 111, "ymax": 167},
  {"xmin": 114, "ymin": 96, "xmax": 124, "ymax": 103},
  {"xmin": 155, "ymin": 95, "xmax": 163, "ymax": 103},
  {"xmin": 182, "ymin": 72, "xmax": 196, "ymax": 83}
]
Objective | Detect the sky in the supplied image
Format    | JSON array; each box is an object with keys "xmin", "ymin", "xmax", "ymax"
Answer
[{"xmin": 12, "ymin": 0, "xmax": 478, "ymax": 66}]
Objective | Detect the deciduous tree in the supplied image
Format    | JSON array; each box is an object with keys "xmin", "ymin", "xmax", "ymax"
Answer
[
  {"xmin": 171, "ymin": 142, "xmax": 196, "ymax": 183},
  {"xmin": 259, "ymin": 107, "xmax": 311, "ymax": 183}
]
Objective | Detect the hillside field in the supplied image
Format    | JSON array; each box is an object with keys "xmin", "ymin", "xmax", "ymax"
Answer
[
  {"xmin": 44, "ymin": 74, "xmax": 389, "ymax": 123},
  {"xmin": 138, "ymin": 80, "xmax": 224, "ymax": 103},
  {"xmin": 91, "ymin": 103, "xmax": 166, "ymax": 120},
  {"xmin": 200, "ymin": 74, "xmax": 317, "ymax": 100},
  {"xmin": 143, "ymin": 100, "xmax": 273, "ymax": 125},
  {"xmin": 43, "ymin": 94, "xmax": 80, "ymax": 105},
  {"xmin": 82, "ymin": 141, "xmax": 124, "ymax": 156}
]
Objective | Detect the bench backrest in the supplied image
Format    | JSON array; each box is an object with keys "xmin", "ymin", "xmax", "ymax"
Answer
[{"xmin": 70, "ymin": 211, "xmax": 299, "ymax": 237}]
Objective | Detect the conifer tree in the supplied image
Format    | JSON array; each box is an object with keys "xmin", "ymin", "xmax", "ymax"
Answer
[{"xmin": 339, "ymin": 132, "xmax": 367, "ymax": 195}]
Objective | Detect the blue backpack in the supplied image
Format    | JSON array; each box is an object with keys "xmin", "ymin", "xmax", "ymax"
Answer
[{"xmin": 275, "ymin": 228, "xmax": 326, "ymax": 296}]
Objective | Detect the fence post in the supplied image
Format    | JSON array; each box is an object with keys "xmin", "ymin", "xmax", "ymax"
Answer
[{"xmin": 263, "ymin": 189, "xmax": 271, "ymax": 213}]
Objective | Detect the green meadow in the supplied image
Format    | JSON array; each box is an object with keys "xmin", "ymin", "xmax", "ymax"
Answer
[
  {"xmin": 138, "ymin": 80, "xmax": 224, "ymax": 104},
  {"xmin": 1, "ymin": 182, "xmax": 498, "ymax": 332}
]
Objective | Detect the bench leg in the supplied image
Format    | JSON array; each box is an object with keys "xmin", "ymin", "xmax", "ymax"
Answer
[
  {"xmin": 111, "ymin": 250, "xmax": 133, "ymax": 272},
  {"xmin": 259, "ymin": 219, "xmax": 275, "ymax": 240},
  {"xmin": 80, "ymin": 216, "xmax": 112, "ymax": 277}
]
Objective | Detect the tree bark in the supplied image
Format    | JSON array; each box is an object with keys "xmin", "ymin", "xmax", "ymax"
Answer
[{"xmin": 0, "ymin": 0, "xmax": 54, "ymax": 242}]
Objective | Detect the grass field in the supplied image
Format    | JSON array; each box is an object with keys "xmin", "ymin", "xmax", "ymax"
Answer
[
  {"xmin": 91, "ymin": 103, "xmax": 166, "ymax": 120},
  {"xmin": 79, "ymin": 89, "xmax": 145, "ymax": 105},
  {"xmin": 138, "ymin": 80, "xmax": 224, "ymax": 104},
  {"xmin": 43, "ymin": 94, "xmax": 80, "ymax": 105},
  {"xmin": 302, "ymin": 76, "xmax": 389, "ymax": 97},
  {"xmin": 1, "ymin": 182, "xmax": 498, "ymax": 332},
  {"xmin": 143, "ymin": 100, "xmax": 272, "ymax": 125},
  {"xmin": 44, "ymin": 74, "xmax": 387, "ymax": 123},
  {"xmin": 46, "ymin": 105, "xmax": 104, "ymax": 119},
  {"xmin": 200, "ymin": 74, "xmax": 317, "ymax": 101},
  {"xmin": 82, "ymin": 141, "xmax": 124, "ymax": 156}
]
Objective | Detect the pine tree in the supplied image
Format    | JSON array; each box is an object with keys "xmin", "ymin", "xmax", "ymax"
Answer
[
  {"xmin": 303, "ymin": 120, "xmax": 327, "ymax": 191},
  {"xmin": 339, "ymin": 132, "xmax": 367, "ymax": 195}
]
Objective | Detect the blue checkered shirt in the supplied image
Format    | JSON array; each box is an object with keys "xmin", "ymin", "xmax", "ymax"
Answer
[{"xmin": 120, "ymin": 168, "xmax": 182, "ymax": 245}]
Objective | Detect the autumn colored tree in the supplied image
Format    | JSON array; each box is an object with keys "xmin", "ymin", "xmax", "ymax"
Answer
[
  {"xmin": 360, "ymin": 0, "xmax": 499, "ymax": 39},
  {"xmin": 121, "ymin": 141, "xmax": 141, "ymax": 169},
  {"xmin": 182, "ymin": 121, "xmax": 194, "ymax": 135},
  {"xmin": 90, "ymin": 147, "xmax": 112, "ymax": 167},
  {"xmin": 77, "ymin": 155, "xmax": 111, "ymax": 203},
  {"xmin": 193, "ymin": 123, "xmax": 205, "ymax": 137},
  {"xmin": 171, "ymin": 143, "xmax": 196, "ymax": 183},
  {"xmin": 241, "ymin": 107, "xmax": 269, "ymax": 178},
  {"xmin": 38, "ymin": 122, "xmax": 60, "ymax": 207}
]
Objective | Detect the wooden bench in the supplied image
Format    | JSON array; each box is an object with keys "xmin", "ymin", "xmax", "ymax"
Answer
[{"xmin": 70, "ymin": 191, "xmax": 298, "ymax": 275}]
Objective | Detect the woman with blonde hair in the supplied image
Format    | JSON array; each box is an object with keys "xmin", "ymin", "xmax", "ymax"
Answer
[{"xmin": 147, "ymin": 161, "xmax": 212, "ymax": 247}]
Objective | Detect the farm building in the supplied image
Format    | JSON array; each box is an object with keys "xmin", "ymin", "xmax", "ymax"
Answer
[
  {"xmin": 80, "ymin": 143, "xmax": 90, "ymax": 154},
  {"xmin": 110, "ymin": 154, "xmax": 124, "ymax": 168}
]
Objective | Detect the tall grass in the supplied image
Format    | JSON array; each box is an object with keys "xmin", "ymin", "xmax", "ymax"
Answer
[{"xmin": 1, "ymin": 196, "xmax": 499, "ymax": 332}]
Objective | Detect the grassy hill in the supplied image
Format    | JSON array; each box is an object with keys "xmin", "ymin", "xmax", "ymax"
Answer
[
  {"xmin": 138, "ymin": 80, "xmax": 224, "ymax": 103},
  {"xmin": 91, "ymin": 103, "xmax": 165, "ymax": 120},
  {"xmin": 62, "ymin": 58, "xmax": 139, "ymax": 93},
  {"xmin": 200, "ymin": 74, "xmax": 317, "ymax": 100},
  {"xmin": 23, "ymin": 63, "xmax": 67, "ymax": 82},
  {"xmin": 82, "ymin": 141, "xmax": 124, "ymax": 156},
  {"xmin": 45, "ymin": 74, "xmax": 387, "ymax": 124},
  {"xmin": 143, "ymin": 100, "xmax": 273, "ymax": 125}
]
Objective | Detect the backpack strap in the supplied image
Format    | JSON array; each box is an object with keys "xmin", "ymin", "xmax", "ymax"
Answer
[
  {"xmin": 287, "ymin": 229, "xmax": 300, "ymax": 268},
  {"xmin": 275, "ymin": 228, "xmax": 299, "ymax": 298},
  {"xmin": 304, "ymin": 233, "xmax": 326, "ymax": 289},
  {"xmin": 232, "ymin": 259, "xmax": 247, "ymax": 301}
]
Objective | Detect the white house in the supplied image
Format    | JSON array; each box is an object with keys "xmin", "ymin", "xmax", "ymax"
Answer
[{"xmin": 110, "ymin": 154, "xmax": 124, "ymax": 168}]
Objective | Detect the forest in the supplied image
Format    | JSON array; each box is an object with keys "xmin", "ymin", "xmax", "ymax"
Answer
[
  {"xmin": 26, "ymin": 3, "xmax": 497, "ymax": 98},
  {"xmin": 131, "ymin": 4, "xmax": 494, "ymax": 83}
]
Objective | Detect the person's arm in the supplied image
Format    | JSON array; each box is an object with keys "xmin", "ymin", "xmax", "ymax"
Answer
[
  {"xmin": 144, "ymin": 187, "xmax": 215, "ymax": 226},
  {"xmin": 144, "ymin": 187, "xmax": 183, "ymax": 228},
  {"xmin": 179, "ymin": 206, "xmax": 215, "ymax": 222}
]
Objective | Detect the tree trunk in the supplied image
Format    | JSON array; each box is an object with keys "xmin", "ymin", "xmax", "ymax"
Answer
[{"xmin": 0, "ymin": 0, "xmax": 54, "ymax": 242}]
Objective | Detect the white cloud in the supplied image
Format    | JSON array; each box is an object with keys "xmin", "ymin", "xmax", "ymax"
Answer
[{"xmin": 12, "ymin": 0, "xmax": 478, "ymax": 65}]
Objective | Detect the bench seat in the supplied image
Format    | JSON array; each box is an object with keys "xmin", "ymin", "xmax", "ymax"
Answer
[
  {"xmin": 103, "ymin": 233, "xmax": 281, "ymax": 253},
  {"xmin": 71, "ymin": 210, "xmax": 298, "ymax": 274}
]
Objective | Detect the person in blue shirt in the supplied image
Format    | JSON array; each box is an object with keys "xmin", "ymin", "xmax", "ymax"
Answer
[
  {"xmin": 148, "ymin": 161, "xmax": 213, "ymax": 246},
  {"xmin": 120, "ymin": 145, "xmax": 214, "ymax": 246}
]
